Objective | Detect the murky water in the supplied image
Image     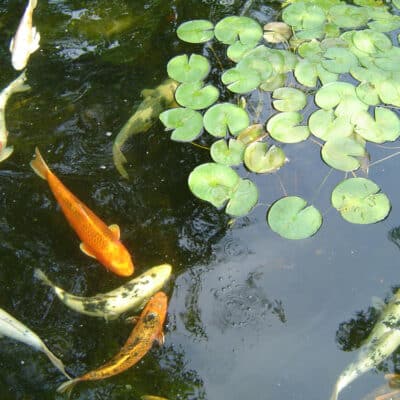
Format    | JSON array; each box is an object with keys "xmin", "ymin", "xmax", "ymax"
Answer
[{"xmin": 1, "ymin": 0, "xmax": 400, "ymax": 399}]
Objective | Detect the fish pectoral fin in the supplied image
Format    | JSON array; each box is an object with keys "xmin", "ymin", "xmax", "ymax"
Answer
[
  {"xmin": 9, "ymin": 37, "xmax": 14, "ymax": 52},
  {"xmin": 30, "ymin": 29, "xmax": 40, "ymax": 53},
  {"xmin": 80, "ymin": 243, "xmax": 97, "ymax": 259},
  {"xmin": 108, "ymin": 224, "xmax": 120, "ymax": 240},
  {"xmin": 0, "ymin": 146, "xmax": 14, "ymax": 162},
  {"xmin": 141, "ymin": 89, "xmax": 155, "ymax": 98},
  {"xmin": 125, "ymin": 315, "xmax": 139, "ymax": 325},
  {"xmin": 154, "ymin": 331, "xmax": 165, "ymax": 346}
]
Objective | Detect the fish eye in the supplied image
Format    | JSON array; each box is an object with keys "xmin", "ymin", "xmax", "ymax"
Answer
[{"xmin": 144, "ymin": 312, "xmax": 157, "ymax": 323}]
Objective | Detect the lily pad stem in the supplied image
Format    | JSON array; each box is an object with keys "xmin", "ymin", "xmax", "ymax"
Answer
[
  {"xmin": 190, "ymin": 142, "xmax": 210, "ymax": 151},
  {"xmin": 255, "ymin": 89, "xmax": 264, "ymax": 122},
  {"xmin": 206, "ymin": 44, "xmax": 224, "ymax": 71},
  {"xmin": 311, "ymin": 168, "xmax": 333, "ymax": 203},
  {"xmin": 310, "ymin": 137, "xmax": 323, "ymax": 148},
  {"xmin": 369, "ymin": 151, "xmax": 400, "ymax": 167},
  {"xmin": 276, "ymin": 173, "xmax": 288, "ymax": 197}
]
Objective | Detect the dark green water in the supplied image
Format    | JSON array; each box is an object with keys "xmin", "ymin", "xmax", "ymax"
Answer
[{"xmin": 2, "ymin": 1, "xmax": 400, "ymax": 399}]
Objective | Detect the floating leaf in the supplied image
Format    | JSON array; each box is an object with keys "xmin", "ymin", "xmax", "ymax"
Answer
[
  {"xmin": 244, "ymin": 142, "xmax": 286, "ymax": 173},
  {"xmin": 267, "ymin": 196, "xmax": 322, "ymax": 240},
  {"xmin": 176, "ymin": 20, "xmax": 214, "ymax": 43},
  {"xmin": 352, "ymin": 29, "xmax": 392, "ymax": 54},
  {"xmin": 237, "ymin": 124, "xmax": 266, "ymax": 145},
  {"xmin": 210, "ymin": 139, "xmax": 245, "ymax": 166},
  {"xmin": 272, "ymin": 87, "xmax": 307, "ymax": 112},
  {"xmin": 263, "ymin": 22, "xmax": 292, "ymax": 43},
  {"xmin": 309, "ymin": 110, "xmax": 353, "ymax": 141},
  {"xmin": 226, "ymin": 179, "xmax": 258, "ymax": 217},
  {"xmin": 260, "ymin": 73, "xmax": 287, "ymax": 91},
  {"xmin": 227, "ymin": 41, "xmax": 257, "ymax": 62},
  {"xmin": 267, "ymin": 112, "xmax": 310, "ymax": 143},
  {"xmin": 175, "ymin": 82, "xmax": 219, "ymax": 110},
  {"xmin": 188, "ymin": 163, "xmax": 240, "ymax": 208},
  {"xmin": 167, "ymin": 54, "xmax": 210, "ymax": 83},
  {"xmin": 331, "ymin": 177, "xmax": 391, "ymax": 224},
  {"xmin": 321, "ymin": 136, "xmax": 366, "ymax": 171},
  {"xmin": 159, "ymin": 107, "xmax": 203, "ymax": 142},
  {"xmin": 352, "ymin": 107, "xmax": 400, "ymax": 143},
  {"xmin": 203, "ymin": 103, "xmax": 250, "ymax": 137},
  {"xmin": 237, "ymin": 53, "xmax": 273, "ymax": 81},
  {"xmin": 282, "ymin": 2, "xmax": 326, "ymax": 31},
  {"xmin": 214, "ymin": 16, "xmax": 262, "ymax": 45},
  {"xmin": 355, "ymin": 82, "xmax": 380, "ymax": 106},
  {"xmin": 321, "ymin": 47, "xmax": 359, "ymax": 73},
  {"xmin": 376, "ymin": 79, "xmax": 400, "ymax": 107},
  {"xmin": 294, "ymin": 59, "xmax": 338, "ymax": 87},
  {"xmin": 298, "ymin": 41, "xmax": 323, "ymax": 61},
  {"xmin": 221, "ymin": 67, "xmax": 261, "ymax": 93},
  {"xmin": 328, "ymin": 4, "xmax": 369, "ymax": 28}
]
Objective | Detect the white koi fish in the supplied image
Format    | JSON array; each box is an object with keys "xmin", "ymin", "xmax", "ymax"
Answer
[
  {"xmin": 0, "ymin": 307, "xmax": 70, "ymax": 378},
  {"xmin": 34, "ymin": 263, "xmax": 172, "ymax": 320},
  {"xmin": 10, "ymin": 0, "xmax": 40, "ymax": 70},
  {"xmin": 330, "ymin": 289, "xmax": 400, "ymax": 400},
  {"xmin": 0, "ymin": 70, "xmax": 31, "ymax": 162}
]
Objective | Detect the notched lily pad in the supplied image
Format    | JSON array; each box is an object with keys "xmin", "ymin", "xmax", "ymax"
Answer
[
  {"xmin": 244, "ymin": 142, "xmax": 286, "ymax": 173},
  {"xmin": 188, "ymin": 163, "xmax": 240, "ymax": 208},
  {"xmin": 267, "ymin": 196, "xmax": 323, "ymax": 240},
  {"xmin": 159, "ymin": 107, "xmax": 203, "ymax": 142},
  {"xmin": 210, "ymin": 139, "xmax": 245, "ymax": 166},
  {"xmin": 226, "ymin": 179, "xmax": 258, "ymax": 217},
  {"xmin": 321, "ymin": 47, "xmax": 358, "ymax": 74},
  {"xmin": 167, "ymin": 54, "xmax": 210, "ymax": 83},
  {"xmin": 237, "ymin": 124, "xmax": 267, "ymax": 145},
  {"xmin": 331, "ymin": 177, "xmax": 391, "ymax": 224},
  {"xmin": 227, "ymin": 41, "xmax": 257, "ymax": 62},
  {"xmin": 282, "ymin": 2, "xmax": 326, "ymax": 31},
  {"xmin": 177, "ymin": 20, "xmax": 214, "ymax": 43},
  {"xmin": 352, "ymin": 29, "xmax": 392, "ymax": 54},
  {"xmin": 267, "ymin": 112, "xmax": 310, "ymax": 143},
  {"xmin": 272, "ymin": 87, "xmax": 307, "ymax": 112},
  {"xmin": 263, "ymin": 22, "xmax": 292, "ymax": 43},
  {"xmin": 222, "ymin": 67, "xmax": 261, "ymax": 93},
  {"xmin": 204, "ymin": 103, "xmax": 250, "ymax": 137},
  {"xmin": 214, "ymin": 16, "xmax": 262, "ymax": 45},
  {"xmin": 309, "ymin": 110, "xmax": 353, "ymax": 141},
  {"xmin": 328, "ymin": 4, "xmax": 368, "ymax": 28},
  {"xmin": 175, "ymin": 82, "xmax": 219, "ymax": 110}
]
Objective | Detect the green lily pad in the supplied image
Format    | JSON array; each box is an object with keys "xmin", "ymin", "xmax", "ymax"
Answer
[
  {"xmin": 214, "ymin": 16, "xmax": 262, "ymax": 45},
  {"xmin": 298, "ymin": 41, "xmax": 323, "ymax": 61},
  {"xmin": 321, "ymin": 136, "xmax": 366, "ymax": 171},
  {"xmin": 355, "ymin": 82, "xmax": 380, "ymax": 106},
  {"xmin": 175, "ymin": 82, "xmax": 219, "ymax": 110},
  {"xmin": 328, "ymin": 4, "xmax": 369, "ymax": 28},
  {"xmin": 227, "ymin": 41, "xmax": 257, "ymax": 62},
  {"xmin": 321, "ymin": 47, "xmax": 359, "ymax": 73},
  {"xmin": 203, "ymin": 103, "xmax": 250, "ymax": 137},
  {"xmin": 368, "ymin": 14, "xmax": 400, "ymax": 32},
  {"xmin": 159, "ymin": 107, "xmax": 203, "ymax": 142},
  {"xmin": 237, "ymin": 124, "xmax": 267, "ymax": 145},
  {"xmin": 309, "ymin": 109, "xmax": 354, "ymax": 141},
  {"xmin": 188, "ymin": 163, "xmax": 240, "ymax": 208},
  {"xmin": 263, "ymin": 22, "xmax": 292, "ymax": 43},
  {"xmin": 352, "ymin": 29, "xmax": 392, "ymax": 54},
  {"xmin": 267, "ymin": 196, "xmax": 323, "ymax": 240},
  {"xmin": 267, "ymin": 112, "xmax": 310, "ymax": 143},
  {"xmin": 352, "ymin": 107, "xmax": 400, "ymax": 143},
  {"xmin": 272, "ymin": 87, "xmax": 307, "ymax": 112},
  {"xmin": 176, "ymin": 20, "xmax": 214, "ymax": 43},
  {"xmin": 167, "ymin": 54, "xmax": 210, "ymax": 83},
  {"xmin": 294, "ymin": 59, "xmax": 338, "ymax": 87},
  {"xmin": 331, "ymin": 177, "xmax": 391, "ymax": 224},
  {"xmin": 282, "ymin": 2, "xmax": 326, "ymax": 31},
  {"xmin": 244, "ymin": 142, "xmax": 286, "ymax": 173},
  {"xmin": 237, "ymin": 53, "xmax": 273, "ymax": 81},
  {"xmin": 210, "ymin": 139, "xmax": 245, "ymax": 166},
  {"xmin": 376, "ymin": 79, "xmax": 400, "ymax": 107},
  {"xmin": 226, "ymin": 179, "xmax": 258, "ymax": 217},
  {"xmin": 221, "ymin": 67, "xmax": 261, "ymax": 93},
  {"xmin": 260, "ymin": 73, "xmax": 287, "ymax": 91}
]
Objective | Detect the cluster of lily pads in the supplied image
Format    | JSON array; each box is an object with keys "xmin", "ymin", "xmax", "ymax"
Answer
[{"xmin": 159, "ymin": 0, "xmax": 400, "ymax": 239}]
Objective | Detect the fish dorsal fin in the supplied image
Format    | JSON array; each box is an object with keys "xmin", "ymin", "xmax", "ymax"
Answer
[
  {"xmin": 108, "ymin": 224, "xmax": 120, "ymax": 240},
  {"xmin": 80, "ymin": 243, "xmax": 97, "ymax": 259}
]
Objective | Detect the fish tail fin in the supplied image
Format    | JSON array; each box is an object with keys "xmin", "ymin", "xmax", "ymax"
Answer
[
  {"xmin": 112, "ymin": 143, "xmax": 129, "ymax": 179},
  {"xmin": 0, "ymin": 145, "xmax": 14, "ymax": 162},
  {"xmin": 329, "ymin": 383, "xmax": 339, "ymax": 400},
  {"xmin": 34, "ymin": 268, "xmax": 54, "ymax": 287},
  {"xmin": 30, "ymin": 147, "xmax": 50, "ymax": 180},
  {"xmin": 30, "ymin": 0, "xmax": 38, "ymax": 10},
  {"xmin": 42, "ymin": 345, "xmax": 71, "ymax": 379},
  {"xmin": 57, "ymin": 377, "xmax": 80, "ymax": 397}
]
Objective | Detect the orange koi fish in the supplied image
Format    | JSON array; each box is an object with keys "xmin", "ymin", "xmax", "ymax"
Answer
[
  {"xmin": 57, "ymin": 291, "xmax": 168, "ymax": 396},
  {"xmin": 30, "ymin": 147, "xmax": 134, "ymax": 277}
]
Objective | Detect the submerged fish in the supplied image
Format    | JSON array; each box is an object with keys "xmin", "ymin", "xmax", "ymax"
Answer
[
  {"xmin": 35, "ymin": 264, "xmax": 171, "ymax": 320},
  {"xmin": 30, "ymin": 147, "xmax": 134, "ymax": 277},
  {"xmin": 0, "ymin": 307, "xmax": 70, "ymax": 378},
  {"xmin": 57, "ymin": 291, "xmax": 168, "ymax": 396},
  {"xmin": 330, "ymin": 289, "xmax": 400, "ymax": 400},
  {"xmin": 141, "ymin": 396, "xmax": 169, "ymax": 400},
  {"xmin": 0, "ymin": 71, "xmax": 31, "ymax": 162},
  {"xmin": 10, "ymin": 0, "xmax": 40, "ymax": 70},
  {"xmin": 112, "ymin": 78, "xmax": 178, "ymax": 179}
]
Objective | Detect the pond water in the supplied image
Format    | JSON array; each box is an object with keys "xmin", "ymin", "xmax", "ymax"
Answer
[{"xmin": 1, "ymin": 0, "xmax": 400, "ymax": 399}]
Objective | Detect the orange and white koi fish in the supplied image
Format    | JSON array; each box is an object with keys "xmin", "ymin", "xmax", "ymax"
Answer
[
  {"xmin": 10, "ymin": 0, "xmax": 40, "ymax": 70},
  {"xmin": 57, "ymin": 291, "xmax": 168, "ymax": 396},
  {"xmin": 30, "ymin": 147, "xmax": 134, "ymax": 277}
]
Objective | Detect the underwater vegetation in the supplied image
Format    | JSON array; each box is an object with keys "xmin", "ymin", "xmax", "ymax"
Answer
[{"xmin": 159, "ymin": 0, "xmax": 400, "ymax": 239}]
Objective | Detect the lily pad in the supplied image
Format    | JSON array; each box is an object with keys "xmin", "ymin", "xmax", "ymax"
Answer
[
  {"xmin": 267, "ymin": 112, "xmax": 310, "ymax": 143},
  {"xmin": 282, "ymin": 2, "xmax": 326, "ymax": 31},
  {"xmin": 203, "ymin": 103, "xmax": 250, "ymax": 137},
  {"xmin": 295, "ymin": 59, "xmax": 338, "ymax": 87},
  {"xmin": 244, "ymin": 142, "xmax": 286, "ymax": 173},
  {"xmin": 355, "ymin": 82, "xmax": 380, "ymax": 106},
  {"xmin": 175, "ymin": 82, "xmax": 219, "ymax": 110},
  {"xmin": 272, "ymin": 87, "xmax": 307, "ymax": 112},
  {"xmin": 237, "ymin": 53, "xmax": 273, "ymax": 81},
  {"xmin": 159, "ymin": 107, "xmax": 203, "ymax": 142},
  {"xmin": 214, "ymin": 16, "xmax": 262, "ymax": 45},
  {"xmin": 331, "ymin": 177, "xmax": 391, "ymax": 224},
  {"xmin": 309, "ymin": 110, "xmax": 354, "ymax": 141},
  {"xmin": 328, "ymin": 4, "xmax": 369, "ymax": 28},
  {"xmin": 376, "ymin": 79, "xmax": 400, "ymax": 107},
  {"xmin": 321, "ymin": 47, "xmax": 359, "ymax": 73},
  {"xmin": 227, "ymin": 41, "xmax": 257, "ymax": 62},
  {"xmin": 167, "ymin": 54, "xmax": 210, "ymax": 83},
  {"xmin": 298, "ymin": 41, "xmax": 323, "ymax": 61},
  {"xmin": 188, "ymin": 163, "xmax": 240, "ymax": 208},
  {"xmin": 352, "ymin": 107, "xmax": 400, "ymax": 143},
  {"xmin": 321, "ymin": 136, "xmax": 366, "ymax": 171},
  {"xmin": 237, "ymin": 124, "xmax": 267, "ymax": 145},
  {"xmin": 226, "ymin": 179, "xmax": 258, "ymax": 217},
  {"xmin": 352, "ymin": 29, "xmax": 392, "ymax": 54},
  {"xmin": 221, "ymin": 67, "xmax": 261, "ymax": 94},
  {"xmin": 263, "ymin": 22, "xmax": 292, "ymax": 43},
  {"xmin": 177, "ymin": 20, "xmax": 214, "ymax": 43},
  {"xmin": 267, "ymin": 196, "xmax": 323, "ymax": 240},
  {"xmin": 210, "ymin": 139, "xmax": 245, "ymax": 166},
  {"xmin": 260, "ymin": 73, "xmax": 287, "ymax": 91}
]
